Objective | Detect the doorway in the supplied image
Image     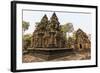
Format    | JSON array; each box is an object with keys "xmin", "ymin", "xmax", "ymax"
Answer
[{"xmin": 80, "ymin": 44, "xmax": 82, "ymax": 49}]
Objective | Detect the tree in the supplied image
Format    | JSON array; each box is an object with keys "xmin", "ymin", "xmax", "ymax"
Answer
[
  {"xmin": 60, "ymin": 25, "xmax": 67, "ymax": 40},
  {"xmin": 22, "ymin": 21, "xmax": 30, "ymax": 50},
  {"xmin": 23, "ymin": 34, "xmax": 32, "ymax": 50},
  {"xmin": 22, "ymin": 21, "xmax": 30, "ymax": 33},
  {"xmin": 61, "ymin": 23, "xmax": 74, "ymax": 41}
]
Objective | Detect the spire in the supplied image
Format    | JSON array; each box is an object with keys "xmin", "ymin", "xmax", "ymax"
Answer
[
  {"xmin": 52, "ymin": 12, "xmax": 57, "ymax": 17},
  {"xmin": 50, "ymin": 12, "xmax": 60, "ymax": 30},
  {"xmin": 77, "ymin": 28, "xmax": 83, "ymax": 33},
  {"xmin": 43, "ymin": 14, "xmax": 48, "ymax": 19},
  {"xmin": 41, "ymin": 14, "xmax": 48, "ymax": 23},
  {"xmin": 37, "ymin": 14, "xmax": 48, "ymax": 31},
  {"xmin": 50, "ymin": 12, "xmax": 58, "ymax": 20}
]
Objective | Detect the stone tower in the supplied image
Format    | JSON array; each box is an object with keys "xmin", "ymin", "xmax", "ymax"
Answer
[{"xmin": 31, "ymin": 13, "xmax": 66, "ymax": 48}]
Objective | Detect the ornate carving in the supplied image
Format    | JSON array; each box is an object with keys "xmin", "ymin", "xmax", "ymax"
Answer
[
  {"xmin": 75, "ymin": 29, "xmax": 91, "ymax": 50},
  {"xmin": 31, "ymin": 13, "xmax": 66, "ymax": 48}
]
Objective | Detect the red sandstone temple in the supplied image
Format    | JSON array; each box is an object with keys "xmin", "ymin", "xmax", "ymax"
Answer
[{"xmin": 31, "ymin": 13, "xmax": 66, "ymax": 48}]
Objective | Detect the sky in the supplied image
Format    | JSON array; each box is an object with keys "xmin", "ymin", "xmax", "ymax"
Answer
[{"xmin": 23, "ymin": 10, "xmax": 92, "ymax": 35}]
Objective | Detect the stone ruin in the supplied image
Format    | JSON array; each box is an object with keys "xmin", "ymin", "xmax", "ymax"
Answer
[
  {"xmin": 28, "ymin": 13, "xmax": 68, "ymax": 60},
  {"xmin": 74, "ymin": 29, "xmax": 91, "ymax": 50},
  {"xmin": 23, "ymin": 13, "xmax": 91, "ymax": 61},
  {"xmin": 31, "ymin": 13, "xmax": 66, "ymax": 49}
]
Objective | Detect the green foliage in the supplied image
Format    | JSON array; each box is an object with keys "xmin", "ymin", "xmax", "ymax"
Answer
[
  {"xmin": 72, "ymin": 31, "xmax": 77, "ymax": 40},
  {"xmin": 23, "ymin": 34, "xmax": 32, "ymax": 50},
  {"xmin": 61, "ymin": 23, "xmax": 74, "ymax": 33},
  {"xmin": 61, "ymin": 23, "xmax": 74, "ymax": 41},
  {"xmin": 67, "ymin": 37, "xmax": 74, "ymax": 43},
  {"xmin": 67, "ymin": 37, "xmax": 74, "ymax": 48},
  {"xmin": 22, "ymin": 21, "xmax": 30, "ymax": 32}
]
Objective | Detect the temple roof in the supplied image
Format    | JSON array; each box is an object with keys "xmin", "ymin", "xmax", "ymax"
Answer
[
  {"xmin": 76, "ymin": 28, "xmax": 89, "ymax": 40},
  {"xmin": 50, "ymin": 12, "xmax": 58, "ymax": 20},
  {"xmin": 41, "ymin": 14, "xmax": 48, "ymax": 22},
  {"xmin": 52, "ymin": 12, "xmax": 57, "ymax": 17},
  {"xmin": 43, "ymin": 14, "xmax": 48, "ymax": 19}
]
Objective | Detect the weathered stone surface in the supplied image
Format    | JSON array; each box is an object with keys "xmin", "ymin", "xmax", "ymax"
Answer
[
  {"xmin": 23, "ymin": 49, "xmax": 90, "ymax": 62},
  {"xmin": 74, "ymin": 29, "xmax": 91, "ymax": 50},
  {"xmin": 31, "ymin": 13, "xmax": 66, "ymax": 49},
  {"xmin": 22, "ymin": 13, "xmax": 91, "ymax": 63}
]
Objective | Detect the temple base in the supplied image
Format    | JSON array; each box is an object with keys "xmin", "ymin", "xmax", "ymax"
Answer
[{"xmin": 27, "ymin": 48, "xmax": 74, "ymax": 61}]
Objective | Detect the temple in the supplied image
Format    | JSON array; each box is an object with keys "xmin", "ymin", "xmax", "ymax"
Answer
[
  {"xmin": 31, "ymin": 13, "xmax": 66, "ymax": 48},
  {"xmin": 74, "ymin": 29, "xmax": 91, "ymax": 50}
]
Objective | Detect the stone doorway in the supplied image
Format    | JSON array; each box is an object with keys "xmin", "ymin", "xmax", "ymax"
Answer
[{"xmin": 79, "ymin": 44, "xmax": 82, "ymax": 49}]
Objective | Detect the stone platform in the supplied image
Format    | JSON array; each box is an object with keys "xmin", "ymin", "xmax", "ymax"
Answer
[{"xmin": 26, "ymin": 48, "xmax": 74, "ymax": 61}]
